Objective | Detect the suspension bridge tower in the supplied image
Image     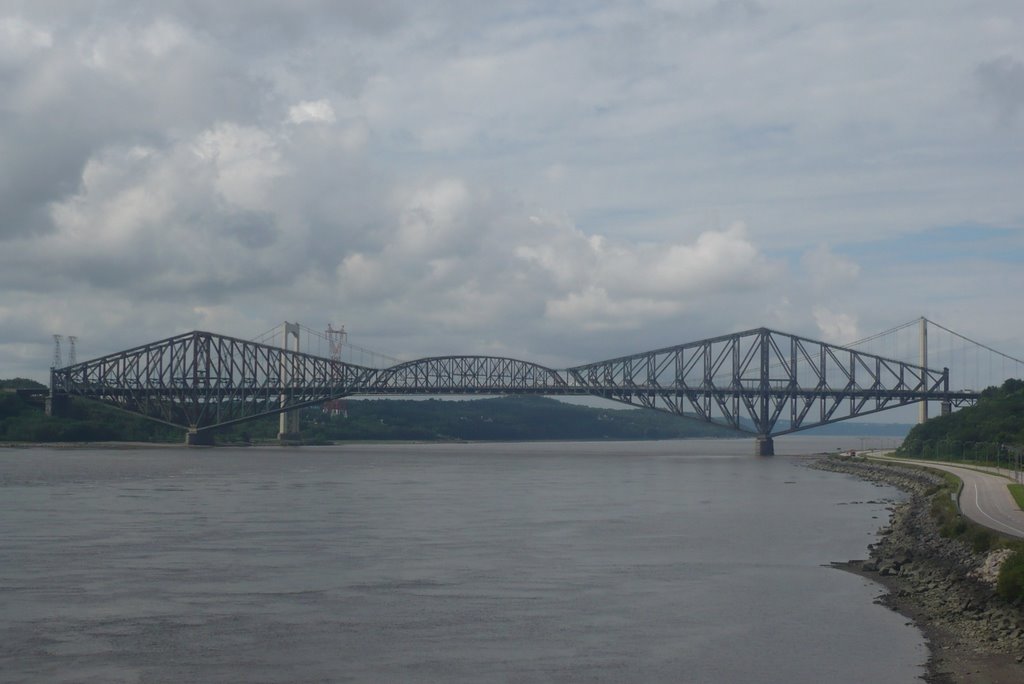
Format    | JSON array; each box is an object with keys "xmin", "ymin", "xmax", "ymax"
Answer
[
  {"xmin": 278, "ymin": 322, "xmax": 302, "ymax": 443},
  {"xmin": 919, "ymin": 317, "xmax": 928, "ymax": 424}
]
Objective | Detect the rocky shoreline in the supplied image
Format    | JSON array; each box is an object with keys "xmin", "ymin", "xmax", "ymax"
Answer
[{"xmin": 810, "ymin": 456, "xmax": 1024, "ymax": 682}]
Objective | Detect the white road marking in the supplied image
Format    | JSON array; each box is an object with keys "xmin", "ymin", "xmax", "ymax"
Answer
[
  {"xmin": 871, "ymin": 456, "xmax": 1024, "ymax": 539},
  {"xmin": 971, "ymin": 481, "xmax": 1024, "ymax": 538}
]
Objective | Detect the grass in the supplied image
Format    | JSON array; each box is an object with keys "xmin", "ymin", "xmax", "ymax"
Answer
[
  {"xmin": 1009, "ymin": 484, "xmax": 1024, "ymax": 511},
  {"xmin": 875, "ymin": 458, "xmax": 1024, "ymax": 601}
]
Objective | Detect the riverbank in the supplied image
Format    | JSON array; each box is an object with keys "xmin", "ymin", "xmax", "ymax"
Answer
[
  {"xmin": 0, "ymin": 441, "xmax": 183, "ymax": 449},
  {"xmin": 810, "ymin": 456, "xmax": 1024, "ymax": 683}
]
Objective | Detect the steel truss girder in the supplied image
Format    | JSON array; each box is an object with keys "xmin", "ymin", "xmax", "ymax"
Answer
[
  {"xmin": 50, "ymin": 331, "xmax": 377, "ymax": 431},
  {"xmin": 566, "ymin": 327, "xmax": 976, "ymax": 436},
  {"xmin": 50, "ymin": 331, "xmax": 579, "ymax": 431},
  {"xmin": 51, "ymin": 327, "xmax": 978, "ymax": 437},
  {"xmin": 370, "ymin": 356, "xmax": 573, "ymax": 395}
]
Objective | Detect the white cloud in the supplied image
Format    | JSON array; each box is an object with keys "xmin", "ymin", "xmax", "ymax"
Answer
[
  {"xmin": 2, "ymin": 1, "xmax": 1024, "ymax": 381},
  {"xmin": 0, "ymin": 16, "xmax": 52, "ymax": 58},
  {"xmin": 813, "ymin": 307, "xmax": 859, "ymax": 343},
  {"xmin": 287, "ymin": 99, "xmax": 337, "ymax": 125},
  {"xmin": 801, "ymin": 244, "xmax": 860, "ymax": 289},
  {"xmin": 545, "ymin": 287, "xmax": 682, "ymax": 332},
  {"xmin": 193, "ymin": 123, "xmax": 286, "ymax": 211},
  {"xmin": 395, "ymin": 178, "xmax": 473, "ymax": 255}
]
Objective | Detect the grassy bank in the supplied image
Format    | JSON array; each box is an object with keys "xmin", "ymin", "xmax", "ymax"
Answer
[
  {"xmin": 905, "ymin": 462, "xmax": 1024, "ymax": 603},
  {"xmin": 1009, "ymin": 484, "xmax": 1024, "ymax": 511}
]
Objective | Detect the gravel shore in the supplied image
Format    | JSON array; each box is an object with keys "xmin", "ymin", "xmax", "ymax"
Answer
[{"xmin": 810, "ymin": 456, "xmax": 1024, "ymax": 683}]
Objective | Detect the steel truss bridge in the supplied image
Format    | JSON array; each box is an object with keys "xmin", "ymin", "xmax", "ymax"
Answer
[{"xmin": 48, "ymin": 327, "xmax": 978, "ymax": 454}]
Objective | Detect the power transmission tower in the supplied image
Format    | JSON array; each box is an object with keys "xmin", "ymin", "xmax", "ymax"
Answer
[
  {"xmin": 52, "ymin": 334, "xmax": 63, "ymax": 369},
  {"xmin": 326, "ymin": 324, "xmax": 346, "ymax": 362},
  {"xmin": 67, "ymin": 336, "xmax": 78, "ymax": 366},
  {"xmin": 324, "ymin": 324, "xmax": 349, "ymax": 417}
]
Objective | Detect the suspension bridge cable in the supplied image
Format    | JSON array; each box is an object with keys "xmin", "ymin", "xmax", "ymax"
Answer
[
  {"xmin": 250, "ymin": 324, "xmax": 283, "ymax": 345},
  {"xmin": 296, "ymin": 323, "xmax": 403, "ymax": 367},
  {"xmin": 756, "ymin": 318, "xmax": 917, "ymax": 376},
  {"xmin": 924, "ymin": 318, "xmax": 1024, "ymax": 366},
  {"xmin": 842, "ymin": 318, "xmax": 921, "ymax": 349}
]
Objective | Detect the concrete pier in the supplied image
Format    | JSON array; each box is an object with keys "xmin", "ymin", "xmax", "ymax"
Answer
[
  {"xmin": 278, "ymin": 321, "xmax": 301, "ymax": 442},
  {"xmin": 45, "ymin": 393, "xmax": 70, "ymax": 418},
  {"xmin": 755, "ymin": 436, "xmax": 775, "ymax": 457},
  {"xmin": 277, "ymin": 432, "xmax": 302, "ymax": 445},
  {"xmin": 185, "ymin": 429, "xmax": 215, "ymax": 446}
]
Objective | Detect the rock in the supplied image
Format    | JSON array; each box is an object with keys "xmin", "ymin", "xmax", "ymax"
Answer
[
  {"xmin": 808, "ymin": 455, "xmax": 1024, "ymax": 663},
  {"xmin": 893, "ymin": 550, "xmax": 913, "ymax": 565}
]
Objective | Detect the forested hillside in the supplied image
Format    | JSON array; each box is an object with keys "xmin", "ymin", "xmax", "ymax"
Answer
[
  {"xmin": 0, "ymin": 382, "xmax": 182, "ymax": 443},
  {"xmin": 899, "ymin": 378, "xmax": 1024, "ymax": 457},
  {"xmin": 263, "ymin": 396, "xmax": 736, "ymax": 443},
  {"xmin": 0, "ymin": 380, "xmax": 737, "ymax": 444}
]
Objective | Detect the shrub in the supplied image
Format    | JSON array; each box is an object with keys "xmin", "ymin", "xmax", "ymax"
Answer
[
  {"xmin": 969, "ymin": 528, "xmax": 994, "ymax": 553},
  {"xmin": 996, "ymin": 549, "xmax": 1024, "ymax": 603},
  {"xmin": 940, "ymin": 517, "xmax": 967, "ymax": 539},
  {"xmin": 930, "ymin": 493, "xmax": 961, "ymax": 537}
]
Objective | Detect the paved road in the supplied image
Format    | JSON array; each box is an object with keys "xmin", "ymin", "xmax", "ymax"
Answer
[{"xmin": 874, "ymin": 455, "xmax": 1024, "ymax": 539}]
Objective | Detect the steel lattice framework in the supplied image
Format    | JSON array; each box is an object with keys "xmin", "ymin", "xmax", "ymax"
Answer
[
  {"xmin": 371, "ymin": 356, "xmax": 572, "ymax": 395},
  {"xmin": 50, "ymin": 331, "xmax": 376, "ymax": 432},
  {"xmin": 565, "ymin": 328, "xmax": 975, "ymax": 439},
  {"xmin": 50, "ymin": 327, "xmax": 977, "ymax": 449},
  {"xmin": 49, "ymin": 331, "xmax": 580, "ymax": 434}
]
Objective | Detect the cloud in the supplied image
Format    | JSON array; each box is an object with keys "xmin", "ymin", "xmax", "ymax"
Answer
[
  {"xmin": 801, "ymin": 244, "xmax": 860, "ymax": 289},
  {"xmin": 1, "ymin": 1, "xmax": 1023, "ymax": 381},
  {"xmin": 287, "ymin": 99, "xmax": 337, "ymax": 125},
  {"xmin": 0, "ymin": 16, "xmax": 52, "ymax": 58},
  {"xmin": 544, "ymin": 287, "xmax": 682, "ymax": 332},
  {"xmin": 813, "ymin": 307, "xmax": 859, "ymax": 343},
  {"xmin": 976, "ymin": 55, "xmax": 1024, "ymax": 124},
  {"xmin": 193, "ymin": 123, "xmax": 287, "ymax": 211},
  {"xmin": 521, "ymin": 220, "xmax": 781, "ymax": 330}
]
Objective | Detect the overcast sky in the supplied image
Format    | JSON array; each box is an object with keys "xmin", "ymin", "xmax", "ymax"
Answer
[{"xmin": 2, "ymin": 0, "xmax": 1023, "ymax": 382}]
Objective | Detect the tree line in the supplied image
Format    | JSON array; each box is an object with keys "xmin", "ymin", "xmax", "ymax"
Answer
[
  {"xmin": 899, "ymin": 378, "xmax": 1024, "ymax": 459},
  {"xmin": 0, "ymin": 380, "xmax": 737, "ymax": 444}
]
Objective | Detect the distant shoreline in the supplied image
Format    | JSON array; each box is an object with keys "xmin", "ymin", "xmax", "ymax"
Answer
[
  {"xmin": 0, "ymin": 441, "xmax": 184, "ymax": 449},
  {"xmin": 0, "ymin": 436, "xmax": 734, "ymax": 450}
]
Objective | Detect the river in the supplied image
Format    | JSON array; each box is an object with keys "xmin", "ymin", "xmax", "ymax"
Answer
[{"xmin": 0, "ymin": 438, "xmax": 925, "ymax": 683}]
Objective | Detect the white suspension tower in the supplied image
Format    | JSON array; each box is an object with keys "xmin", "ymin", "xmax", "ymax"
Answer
[
  {"xmin": 919, "ymin": 317, "xmax": 928, "ymax": 424},
  {"xmin": 278, "ymin": 322, "xmax": 302, "ymax": 441}
]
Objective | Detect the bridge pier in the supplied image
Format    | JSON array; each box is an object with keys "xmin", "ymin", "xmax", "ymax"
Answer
[
  {"xmin": 45, "ymin": 393, "xmax": 70, "ymax": 418},
  {"xmin": 185, "ymin": 429, "xmax": 215, "ymax": 447},
  {"xmin": 46, "ymin": 369, "xmax": 71, "ymax": 418},
  {"xmin": 277, "ymin": 431, "xmax": 302, "ymax": 445},
  {"xmin": 755, "ymin": 436, "xmax": 774, "ymax": 457},
  {"xmin": 278, "ymin": 321, "xmax": 302, "ymax": 443}
]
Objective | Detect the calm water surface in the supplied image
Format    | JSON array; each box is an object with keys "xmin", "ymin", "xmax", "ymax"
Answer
[{"xmin": 0, "ymin": 438, "xmax": 926, "ymax": 683}]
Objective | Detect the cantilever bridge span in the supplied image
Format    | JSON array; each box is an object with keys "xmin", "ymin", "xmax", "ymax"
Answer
[{"xmin": 49, "ymin": 327, "xmax": 977, "ymax": 455}]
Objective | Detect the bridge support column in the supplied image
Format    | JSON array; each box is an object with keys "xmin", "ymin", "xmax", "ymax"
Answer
[
  {"xmin": 185, "ymin": 429, "xmax": 215, "ymax": 447},
  {"xmin": 941, "ymin": 401, "xmax": 951, "ymax": 417},
  {"xmin": 46, "ymin": 369, "xmax": 70, "ymax": 418},
  {"xmin": 755, "ymin": 436, "xmax": 774, "ymax": 457},
  {"xmin": 45, "ymin": 393, "xmax": 70, "ymax": 418},
  {"xmin": 279, "ymin": 321, "xmax": 301, "ymax": 443}
]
